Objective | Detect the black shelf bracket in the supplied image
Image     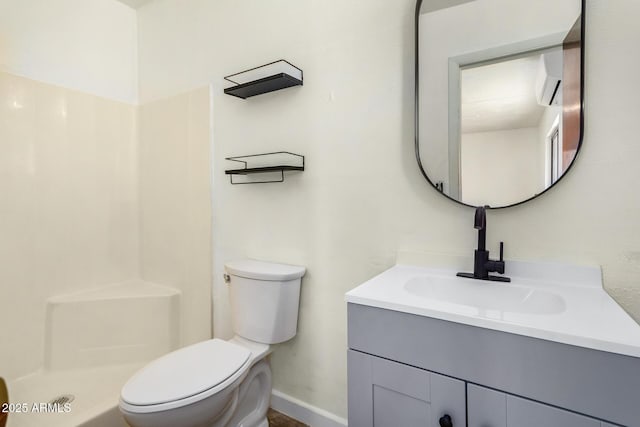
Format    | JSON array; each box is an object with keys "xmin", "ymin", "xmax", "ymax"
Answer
[{"xmin": 225, "ymin": 151, "xmax": 305, "ymax": 185}]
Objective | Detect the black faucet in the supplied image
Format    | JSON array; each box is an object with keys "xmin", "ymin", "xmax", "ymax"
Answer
[{"xmin": 457, "ymin": 206, "xmax": 510, "ymax": 282}]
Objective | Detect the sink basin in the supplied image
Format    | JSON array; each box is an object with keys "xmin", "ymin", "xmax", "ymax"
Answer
[
  {"xmin": 404, "ymin": 276, "xmax": 566, "ymax": 315},
  {"xmin": 345, "ymin": 257, "xmax": 640, "ymax": 358}
]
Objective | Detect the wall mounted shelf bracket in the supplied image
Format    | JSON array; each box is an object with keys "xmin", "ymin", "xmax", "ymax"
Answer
[{"xmin": 225, "ymin": 151, "xmax": 305, "ymax": 184}]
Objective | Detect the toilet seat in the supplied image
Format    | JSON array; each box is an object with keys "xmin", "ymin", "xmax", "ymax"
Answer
[{"xmin": 120, "ymin": 339, "xmax": 252, "ymax": 414}]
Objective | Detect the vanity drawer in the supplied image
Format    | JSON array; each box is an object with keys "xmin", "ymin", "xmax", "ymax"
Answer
[{"xmin": 347, "ymin": 303, "xmax": 640, "ymax": 427}]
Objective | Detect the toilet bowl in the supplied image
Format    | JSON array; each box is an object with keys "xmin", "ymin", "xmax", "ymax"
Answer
[{"xmin": 119, "ymin": 259, "xmax": 305, "ymax": 427}]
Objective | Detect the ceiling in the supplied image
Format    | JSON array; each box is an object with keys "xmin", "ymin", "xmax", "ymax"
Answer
[
  {"xmin": 114, "ymin": 0, "xmax": 156, "ymax": 9},
  {"xmin": 461, "ymin": 54, "xmax": 546, "ymax": 134}
]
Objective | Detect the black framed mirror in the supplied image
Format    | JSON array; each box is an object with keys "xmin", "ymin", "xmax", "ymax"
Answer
[{"xmin": 415, "ymin": 0, "xmax": 585, "ymax": 209}]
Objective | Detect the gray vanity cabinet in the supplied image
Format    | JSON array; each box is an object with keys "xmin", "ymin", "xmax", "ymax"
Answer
[
  {"xmin": 348, "ymin": 303, "xmax": 640, "ymax": 427},
  {"xmin": 468, "ymin": 384, "xmax": 603, "ymax": 427},
  {"xmin": 348, "ymin": 350, "xmax": 466, "ymax": 427}
]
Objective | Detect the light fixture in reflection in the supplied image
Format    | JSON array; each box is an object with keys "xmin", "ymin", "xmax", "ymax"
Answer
[{"xmin": 11, "ymin": 99, "xmax": 23, "ymax": 109}]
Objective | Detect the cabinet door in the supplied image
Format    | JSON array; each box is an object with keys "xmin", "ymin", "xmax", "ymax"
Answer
[
  {"xmin": 348, "ymin": 350, "xmax": 465, "ymax": 427},
  {"xmin": 468, "ymin": 384, "xmax": 604, "ymax": 427}
]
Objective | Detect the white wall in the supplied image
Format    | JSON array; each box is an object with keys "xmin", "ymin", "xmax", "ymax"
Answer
[
  {"xmin": 0, "ymin": 0, "xmax": 138, "ymax": 104},
  {"xmin": 135, "ymin": 0, "xmax": 639, "ymax": 420},
  {"xmin": 461, "ymin": 127, "xmax": 541, "ymax": 207}
]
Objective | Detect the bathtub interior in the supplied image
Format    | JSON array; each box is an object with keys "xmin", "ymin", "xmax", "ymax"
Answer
[{"xmin": 5, "ymin": 280, "xmax": 181, "ymax": 427}]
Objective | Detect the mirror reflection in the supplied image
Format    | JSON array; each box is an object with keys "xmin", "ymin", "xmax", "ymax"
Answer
[{"xmin": 417, "ymin": 0, "xmax": 583, "ymax": 208}]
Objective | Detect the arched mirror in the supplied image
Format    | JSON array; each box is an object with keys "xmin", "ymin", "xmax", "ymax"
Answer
[{"xmin": 415, "ymin": 0, "xmax": 584, "ymax": 208}]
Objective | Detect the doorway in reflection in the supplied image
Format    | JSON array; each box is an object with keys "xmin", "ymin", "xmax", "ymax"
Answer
[{"xmin": 459, "ymin": 48, "xmax": 564, "ymax": 206}]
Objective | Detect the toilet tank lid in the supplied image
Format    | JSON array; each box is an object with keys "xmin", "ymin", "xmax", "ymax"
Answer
[{"xmin": 225, "ymin": 259, "xmax": 306, "ymax": 281}]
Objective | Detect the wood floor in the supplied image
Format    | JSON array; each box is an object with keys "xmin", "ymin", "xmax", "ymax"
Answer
[{"xmin": 267, "ymin": 408, "xmax": 308, "ymax": 427}]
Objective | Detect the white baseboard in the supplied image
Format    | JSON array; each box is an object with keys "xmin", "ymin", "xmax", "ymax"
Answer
[{"xmin": 270, "ymin": 389, "xmax": 347, "ymax": 427}]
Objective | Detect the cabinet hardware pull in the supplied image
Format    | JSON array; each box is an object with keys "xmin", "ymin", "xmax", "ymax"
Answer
[{"xmin": 439, "ymin": 414, "xmax": 453, "ymax": 427}]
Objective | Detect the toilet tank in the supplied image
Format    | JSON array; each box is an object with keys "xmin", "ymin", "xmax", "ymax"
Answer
[{"xmin": 224, "ymin": 259, "xmax": 306, "ymax": 344}]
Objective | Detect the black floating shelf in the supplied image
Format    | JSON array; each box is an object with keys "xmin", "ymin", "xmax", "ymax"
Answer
[
  {"xmin": 224, "ymin": 60, "xmax": 303, "ymax": 99},
  {"xmin": 225, "ymin": 152, "xmax": 305, "ymax": 185},
  {"xmin": 225, "ymin": 165, "xmax": 304, "ymax": 175}
]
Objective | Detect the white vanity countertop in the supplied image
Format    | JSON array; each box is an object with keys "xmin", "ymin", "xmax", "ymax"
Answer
[{"xmin": 345, "ymin": 260, "xmax": 640, "ymax": 358}]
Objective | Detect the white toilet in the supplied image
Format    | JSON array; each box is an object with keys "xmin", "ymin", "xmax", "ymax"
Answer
[{"xmin": 119, "ymin": 259, "xmax": 305, "ymax": 427}]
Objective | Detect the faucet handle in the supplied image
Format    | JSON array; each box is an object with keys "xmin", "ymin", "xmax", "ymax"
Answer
[{"xmin": 485, "ymin": 242, "xmax": 507, "ymax": 276}]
